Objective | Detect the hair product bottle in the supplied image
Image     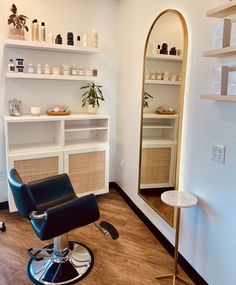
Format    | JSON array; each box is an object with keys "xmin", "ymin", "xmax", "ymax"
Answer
[
  {"xmin": 32, "ymin": 19, "xmax": 39, "ymax": 41},
  {"xmin": 41, "ymin": 22, "xmax": 46, "ymax": 42}
]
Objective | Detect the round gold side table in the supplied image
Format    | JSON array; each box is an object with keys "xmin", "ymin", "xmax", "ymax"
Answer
[{"xmin": 156, "ymin": 190, "xmax": 198, "ymax": 285}]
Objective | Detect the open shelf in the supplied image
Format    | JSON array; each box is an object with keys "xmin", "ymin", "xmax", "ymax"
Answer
[
  {"xmin": 206, "ymin": 0, "xmax": 236, "ymax": 18},
  {"xmin": 146, "ymin": 54, "xmax": 183, "ymax": 62},
  {"xmin": 5, "ymin": 39, "xmax": 100, "ymax": 54},
  {"xmin": 6, "ymin": 72, "xmax": 98, "ymax": 81},
  {"xmin": 8, "ymin": 141, "xmax": 61, "ymax": 156},
  {"xmin": 65, "ymin": 125, "xmax": 107, "ymax": 132},
  {"xmin": 143, "ymin": 123, "xmax": 174, "ymax": 129},
  {"xmin": 145, "ymin": 80, "xmax": 181, "ymax": 86},
  {"xmin": 142, "ymin": 137, "xmax": 177, "ymax": 146},
  {"xmin": 200, "ymin": 94, "xmax": 236, "ymax": 102},
  {"xmin": 65, "ymin": 138, "xmax": 107, "ymax": 149},
  {"xmin": 143, "ymin": 113, "xmax": 178, "ymax": 119},
  {"xmin": 203, "ymin": 46, "xmax": 236, "ymax": 57}
]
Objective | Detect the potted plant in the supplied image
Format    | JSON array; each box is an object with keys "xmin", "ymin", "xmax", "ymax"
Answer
[
  {"xmin": 143, "ymin": 91, "xmax": 153, "ymax": 110},
  {"xmin": 8, "ymin": 4, "xmax": 28, "ymax": 40},
  {"xmin": 81, "ymin": 82, "xmax": 105, "ymax": 114}
]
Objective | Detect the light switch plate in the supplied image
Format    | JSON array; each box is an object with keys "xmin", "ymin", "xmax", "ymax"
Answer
[{"xmin": 211, "ymin": 143, "xmax": 226, "ymax": 164}]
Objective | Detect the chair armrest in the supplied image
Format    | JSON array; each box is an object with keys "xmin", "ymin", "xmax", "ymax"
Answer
[{"xmin": 31, "ymin": 194, "xmax": 100, "ymax": 240}]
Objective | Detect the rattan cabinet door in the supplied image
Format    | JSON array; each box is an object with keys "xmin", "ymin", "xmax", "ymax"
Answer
[
  {"xmin": 64, "ymin": 148, "xmax": 109, "ymax": 196},
  {"xmin": 8, "ymin": 152, "xmax": 63, "ymax": 212}
]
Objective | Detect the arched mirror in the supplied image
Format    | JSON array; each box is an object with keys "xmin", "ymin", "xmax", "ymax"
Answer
[{"xmin": 138, "ymin": 10, "xmax": 188, "ymax": 227}]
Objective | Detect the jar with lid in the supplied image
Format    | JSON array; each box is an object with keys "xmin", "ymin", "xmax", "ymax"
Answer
[
  {"xmin": 150, "ymin": 71, "xmax": 156, "ymax": 80},
  {"xmin": 71, "ymin": 64, "xmax": 77, "ymax": 76},
  {"xmin": 44, "ymin": 64, "xmax": 51, "ymax": 74},
  {"xmin": 8, "ymin": 59, "xmax": 15, "ymax": 72},
  {"xmin": 28, "ymin": 63, "xmax": 34, "ymax": 73},
  {"xmin": 9, "ymin": 98, "xmax": 22, "ymax": 116},
  {"xmin": 78, "ymin": 68, "xmax": 84, "ymax": 76}
]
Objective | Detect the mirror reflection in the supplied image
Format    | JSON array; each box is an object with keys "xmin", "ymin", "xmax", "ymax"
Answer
[{"xmin": 138, "ymin": 10, "xmax": 188, "ymax": 226}]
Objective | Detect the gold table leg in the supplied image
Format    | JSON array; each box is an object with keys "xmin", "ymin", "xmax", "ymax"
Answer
[{"xmin": 156, "ymin": 208, "xmax": 194, "ymax": 285}]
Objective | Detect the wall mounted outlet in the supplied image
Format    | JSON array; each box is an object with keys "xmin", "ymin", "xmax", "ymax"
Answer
[
  {"xmin": 211, "ymin": 143, "xmax": 226, "ymax": 164},
  {"xmin": 120, "ymin": 159, "xmax": 125, "ymax": 168}
]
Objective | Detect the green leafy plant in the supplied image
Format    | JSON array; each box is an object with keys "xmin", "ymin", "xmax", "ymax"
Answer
[
  {"xmin": 8, "ymin": 4, "xmax": 29, "ymax": 32},
  {"xmin": 143, "ymin": 91, "xmax": 153, "ymax": 108},
  {"xmin": 81, "ymin": 82, "xmax": 105, "ymax": 107}
]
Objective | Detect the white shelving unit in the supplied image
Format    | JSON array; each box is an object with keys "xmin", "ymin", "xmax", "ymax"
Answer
[
  {"xmin": 202, "ymin": 1, "xmax": 236, "ymax": 102},
  {"xmin": 5, "ymin": 114, "xmax": 109, "ymax": 212},
  {"xmin": 4, "ymin": 39, "xmax": 108, "ymax": 212}
]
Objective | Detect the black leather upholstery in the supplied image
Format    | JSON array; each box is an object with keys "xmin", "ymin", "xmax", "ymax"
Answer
[{"xmin": 8, "ymin": 169, "xmax": 100, "ymax": 240}]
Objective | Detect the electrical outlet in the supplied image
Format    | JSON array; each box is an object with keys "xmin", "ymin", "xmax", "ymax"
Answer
[
  {"xmin": 211, "ymin": 143, "xmax": 226, "ymax": 164},
  {"xmin": 120, "ymin": 159, "xmax": 124, "ymax": 168}
]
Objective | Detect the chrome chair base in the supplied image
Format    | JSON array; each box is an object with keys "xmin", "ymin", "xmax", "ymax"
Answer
[{"xmin": 28, "ymin": 242, "xmax": 93, "ymax": 285}]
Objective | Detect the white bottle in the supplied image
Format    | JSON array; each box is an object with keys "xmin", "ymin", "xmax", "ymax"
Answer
[
  {"xmin": 82, "ymin": 33, "xmax": 88, "ymax": 48},
  {"xmin": 36, "ymin": 63, "xmax": 42, "ymax": 74},
  {"xmin": 91, "ymin": 30, "xmax": 98, "ymax": 48}
]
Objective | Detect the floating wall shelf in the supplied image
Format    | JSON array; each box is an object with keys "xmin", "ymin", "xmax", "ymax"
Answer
[
  {"xmin": 6, "ymin": 72, "xmax": 98, "ymax": 81},
  {"xmin": 5, "ymin": 39, "xmax": 100, "ymax": 54},
  {"xmin": 200, "ymin": 95, "xmax": 236, "ymax": 102},
  {"xmin": 203, "ymin": 45, "xmax": 236, "ymax": 57},
  {"xmin": 206, "ymin": 0, "xmax": 236, "ymax": 18}
]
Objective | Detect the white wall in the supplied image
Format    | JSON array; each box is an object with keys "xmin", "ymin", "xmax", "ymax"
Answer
[
  {"xmin": 0, "ymin": 0, "xmax": 118, "ymax": 202},
  {"xmin": 116, "ymin": 0, "xmax": 236, "ymax": 284}
]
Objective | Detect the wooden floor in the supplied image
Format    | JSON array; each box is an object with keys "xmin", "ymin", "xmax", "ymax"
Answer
[
  {"xmin": 140, "ymin": 189, "xmax": 174, "ymax": 226},
  {"xmin": 0, "ymin": 189, "xmax": 192, "ymax": 285}
]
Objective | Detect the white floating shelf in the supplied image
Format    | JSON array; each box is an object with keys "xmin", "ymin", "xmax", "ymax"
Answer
[
  {"xmin": 146, "ymin": 54, "xmax": 183, "ymax": 62},
  {"xmin": 145, "ymin": 79, "xmax": 181, "ymax": 86},
  {"xmin": 200, "ymin": 94, "xmax": 236, "ymax": 102},
  {"xmin": 143, "ymin": 113, "xmax": 178, "ymax": 119},
  {"xmin": 5, "ymin": 39, "xmax": 100, "ymax": 54},
  {"xmin": 203, "ymin": 46, "xmax": 236, "ymax": 57},
  {"xmin": 6, "ymin": 72, "xmax": 99, "ymax": 81},
  {"xmin": 206, "ymin": 0, "xmax": 236, "ymax": 18}
]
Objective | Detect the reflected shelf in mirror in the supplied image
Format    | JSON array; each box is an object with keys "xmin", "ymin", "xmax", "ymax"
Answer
[
  {"xmin": 146, "ymin": 54, "xmax": 183, "ymax": 62},
  {"xmin": 145, "ymin": 79, "xmax": 181, "ymax": 85}
]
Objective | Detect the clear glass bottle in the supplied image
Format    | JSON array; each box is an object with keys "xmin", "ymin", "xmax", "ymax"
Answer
[
  {"xmin": 28, "ymin": 62, "xmax": 34, "ymax": 73},
  {"xmin": 71, "ymin": 64, "xmax": 77, "ymax": 76}
]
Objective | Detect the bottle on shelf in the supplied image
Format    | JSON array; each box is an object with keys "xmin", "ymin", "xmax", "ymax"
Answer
[
  {"xmin": 32, "ymin": 19, "xmax": 39, "ymax": 41},
  {"xmin": 77, "ymin": 36, "xmax": 81, "ymax": 47},
  {"xmin": 8, "ymin": 59, "xmax": 15, "ymax": 72},
  {"xmin": 41, "ymin": 22, "xmax": 46, "ymax": 42},
  {"xmin": 91, "ymin": 30, "xmax": 98, "ymax": 48},
  {"xmin": 82, "ymin": 33, "xmax": 88, "ymax": 48}
]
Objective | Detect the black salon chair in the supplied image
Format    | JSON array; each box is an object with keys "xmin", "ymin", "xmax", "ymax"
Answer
[{"xmin": 8, "ymin": 169, "xmax": 117, "ymax": 285}]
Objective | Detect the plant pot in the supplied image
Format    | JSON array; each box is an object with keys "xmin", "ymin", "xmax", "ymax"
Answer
[
  {"xmin": 87, "ymin": 104, "xmax": 98, "ymax": 114},
  {"xmin": 9, "ymin": 27, "xmax": 25, "ymax": 40}
]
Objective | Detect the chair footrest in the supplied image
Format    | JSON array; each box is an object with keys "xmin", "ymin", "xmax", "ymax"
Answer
[{"xmin": 99, "ymin": 221, "xmax": 119, "ymax": 240}]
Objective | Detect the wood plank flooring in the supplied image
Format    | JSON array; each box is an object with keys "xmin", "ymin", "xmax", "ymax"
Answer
[{"xmin": 0, "ymin": 189, "xmax": 193, "ymax": 285}]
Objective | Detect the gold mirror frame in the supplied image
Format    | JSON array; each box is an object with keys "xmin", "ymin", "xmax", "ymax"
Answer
[{"xmin": 138, "ymin": 9, "xmax": 188, "ymax": 227}]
